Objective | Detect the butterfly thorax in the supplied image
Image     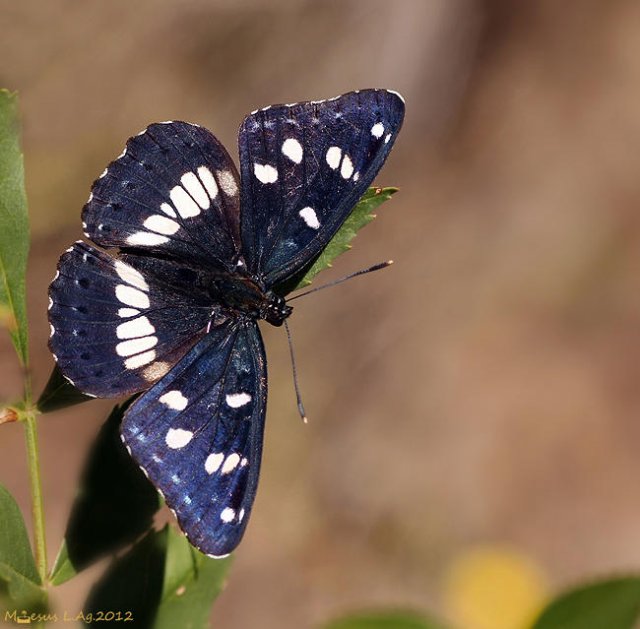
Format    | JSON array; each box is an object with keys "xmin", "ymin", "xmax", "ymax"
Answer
[{"xmin": 206, "ymin": 271, "xmax": 292, "ymax": 327}]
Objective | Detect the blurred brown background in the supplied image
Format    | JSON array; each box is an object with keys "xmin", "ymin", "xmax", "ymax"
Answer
[{"xmin": 2, "ymin": 0, "xmax": 640, "ymax": 627}]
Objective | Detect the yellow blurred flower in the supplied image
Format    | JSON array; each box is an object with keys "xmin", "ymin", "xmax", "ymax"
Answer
[{"xmin": 443, "ymin": 544, "xmax": 549, "ymax": 629}]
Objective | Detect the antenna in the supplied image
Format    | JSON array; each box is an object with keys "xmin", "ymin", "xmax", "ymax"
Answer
[
  {"xmin": 284, "ymin": 319, "xmax": 307, "ymax": 423},
  {"xmin": 287, "ymin": 260, "xmax": 393, "ymax": 302}
]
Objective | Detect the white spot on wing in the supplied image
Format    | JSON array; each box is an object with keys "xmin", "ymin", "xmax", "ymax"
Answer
[
  {"xmin": 115, "ymin": 285, "xmax": 150, "ymax": 309},
  {"xmin": 282, "ymin": 138, "xmax": 303, "ymax": 164},
  {"xmin": 117, "ymin": 316, "xmax": 155, "ymax": 339},
  {"xmin": 126, "ymin": 232, "xmax": 169, "ymax": 247},
  {"xmin": 253, "ymin": 163, "xmax": 278, "ymax": 184},
  {"xmin": 340, "ymin": 154, "xmax": 354, "ymax": 179},
  {"xmin": 299, "ymin": 207, "xmax": 320, "ymax": 229},
  {"xmin": 197, "ymin": 166, "xmax": 219, "ymax": 200},
  {"xmin": 239, "ymin": 508, "xmax": 246, "ymax": 522},
  {"xmin": 221, "ymin": 453, "xmax": 240, "ymax": 475},
  {"xmin": 384, "ymin": 133, "xmax": 391, "ymax": 144},
  {"xmin": 160, "ymin": 202, "xmax": 177, "ymax": 218},
  {"xmin": 118, "ymin": 307, "xmax": 140, "ymax": 318},
  {"xmin": 220, "ymin": 507, "xmax": 236, "ymax": 523},
  {"xmin": 166, "ymin": 428, "xmax": 194, "ymax": 449},
  {"xmin": 181, "ymin": 171, "xmax": 210, "ymax": 210},
  {"xmin": 114, "ymin": 260, "xmax": 149, "ymax": 291},
  {"xmin": 116, "ymin": 335, "xmax": 158, "ymax": 357},
  {"xmin": 143, "ymin": 214, "xmax": 180, "ymax": 236},
  {"xmin": 371, "ymin": 122, "xmax": 385, "ymax": 138},
  {"xmin": 124, "ymin": 349, "xmax": 156, "ymax": 369},
  {"xmin": 159, "ymin": 390, "xmax": 188, "ymax": 411},
  {"xmin": 205, "ymin": 452, "xmax": 224, "ymax": 474},
  {"xmin": 170, "ymin": 185, "xmax": 201, "ymax": 218},
  {"xmin": 49, "ymin": 324, "xmax": 55, "ymax": 337},
  {"xmin": 225, "ymin": 392, "xmax": 252, "ymax": 408},
  {"xmin": 326, "ymin": 146, "xmax": 341, "ymax": 169},
  {"xmin": 218, "ymin": 170, "xmax": 238, "ymax": 197}
]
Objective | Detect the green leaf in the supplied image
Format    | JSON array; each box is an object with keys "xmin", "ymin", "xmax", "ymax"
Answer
[
  {"xmin": 84, "ymin": 526, "xmax": 232, "ymax": 628},
  {"xmin": 0, "ymin": 90, "xmax": 30, "ymax": 366},
  {"xmin": 0, "ymin": 484, "xmax": 46, "ymax": 611},
  {"xmin": 36, "ymin": 364, "xmax": 95, "ymax": 413},
  {"xmin": 531, "ymin": 576, "xmax": 640, "ymax": 629},
  {"xmin": 154, "ymin": 527, "xmax": 232, "ymax": 629},
  {"xmin": 322, "ymin": 610, "xmax": 449, "ymax": 629},
  {"xmin": 286, "ymin": 186, "xmax": 398, "ymax": 293},
  {"xmin": 49, "ymin": 399, "xmax": 159, "ymax": 585}
]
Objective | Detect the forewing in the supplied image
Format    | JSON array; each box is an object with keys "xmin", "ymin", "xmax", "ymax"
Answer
[
  {"xmin": 48, "ymin": 241, "xmax": 212, "ymax": 397},
  {"xmin": 238, "ymin": 89, "xmax": 405, "ymax": 287},
  {"xmin": 82, "ymin": 121, "xmax": 242, "ymax": 270},
  {"xmin": 120, "ymin": 320, "xmax": 267, "ymax": 558}
]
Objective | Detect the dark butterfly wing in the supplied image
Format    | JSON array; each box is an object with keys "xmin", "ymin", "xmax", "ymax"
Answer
[
  {"xmin": 120, "ymin": 318, "xmax": 267, "ymax": 558},
  {"xmin": 82, "ymin": 121, "xmax": 242, "ymax": 270},
  {"xmin": 237, "ymin": 89, "xmax": 405, "ymax": 287},
  {"xmin": 48, "ymin": 241, "xmax": 212, "ymax": 397}
]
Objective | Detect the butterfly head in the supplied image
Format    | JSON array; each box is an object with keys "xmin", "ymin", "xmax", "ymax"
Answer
[{"xmin": 260, "ymin": 292, "xmax": 292, "ymax": 327}]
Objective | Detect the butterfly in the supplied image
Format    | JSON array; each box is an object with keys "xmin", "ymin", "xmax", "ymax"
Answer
[{"xmin": 48, "ymin": 89, "xmax": 405, "ymax": 557}]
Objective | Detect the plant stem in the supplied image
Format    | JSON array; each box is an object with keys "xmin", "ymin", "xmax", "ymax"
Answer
[{"xmin": 23, "ymin": 407, "xmax": 47, "ymax": 584}]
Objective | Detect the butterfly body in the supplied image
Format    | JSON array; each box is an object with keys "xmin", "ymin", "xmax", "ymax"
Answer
[{"xmin": 48, "ymin": 89, "xmax": 404, "ymax": 557}]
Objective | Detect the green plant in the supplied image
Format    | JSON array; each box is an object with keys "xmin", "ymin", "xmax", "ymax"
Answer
[{"xmin": 1, "ymin": 88, "xmax": 639, "ymax": 628}]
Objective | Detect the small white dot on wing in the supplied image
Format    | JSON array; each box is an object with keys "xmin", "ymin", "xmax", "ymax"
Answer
[
  {"xmin": 353, "ymin": 172, "xmax": 360, "ymax": 182},
  {"xmin": 340, "ymin": 154, "xmax": 354, "ymax": 179},
  {"xmin": 170, "ymin": 184, "xmax": 201, "ymax": 218},
  {"xmin": 165, "ymin": 428, "xmax": 194, "ymax": 449},
  {"xmin": 181, "ymin": 171, "xmax": 211, "ymax": 210},
  {"xmin": 326, "ymin": 146, "xmax": 342, "ymax": 169},
  {"xmin": 114, "ymin": 260, "xmax": 149, "ymax": 291},
  {"xmin": 371, "ymin": 122, "xmax": 385, "ymax": 138},
  {"xmin": 53, "ymin": 270, "xmax": 60, "ymax": 281},
  {"xmin": 299, "ymin": 207, "xmax": 320, "ymax": 230},
  {"xmin": 124, "ymin": 349, "xmax": 156, "ymax": 369},
  {"xmin": 205, "ymin": 452, "xmax": 224, "ymax": 474},
  {"xmin": 116, "ymin": 335, "xmax": 158, "ymax": 357},
  {"xmin": 49, "ymin": 324, "xmax": 55, "ymax": 337},
  {"xmin": 253, "ymin": 163, "xmax": 278, "ymax": 184},
  {"xmin": 281, "ymin": 138, "xmax": 303, "ymax": 164},
  {"xmin": 159, "ymin": 390, "xmax": 188, "ymax": 411},
  {"xmin": 115, "ymin": 284, "xmax": 150, "ymax": 309},
  {"xmin": 225, "ymin": 392, "xmax": 252, "ymax": 408},
  {"xmin": 143, "ymin": 214, "xmax": 180, "ymax": 236},
  {"xmin": 47, "ymin": 297, "xmax": 53, "ymax": 310},
  {"xmin": 221, "ymin": 453, "xmax": 240, "ymax": 475},
  {"xmin": 384, "ymin": 133, "xmax": 391, "ymax": 144},
  {"xmin": 220, "ymin": 507, "xmax": 236, "ymax": 523},
  {"xmin": 240, "ymin": 457, "xmax": 248, "ymax": 467},
  {"xmin": 239, "ymin": 508, "xmax": 246, "ymax": 522}
]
